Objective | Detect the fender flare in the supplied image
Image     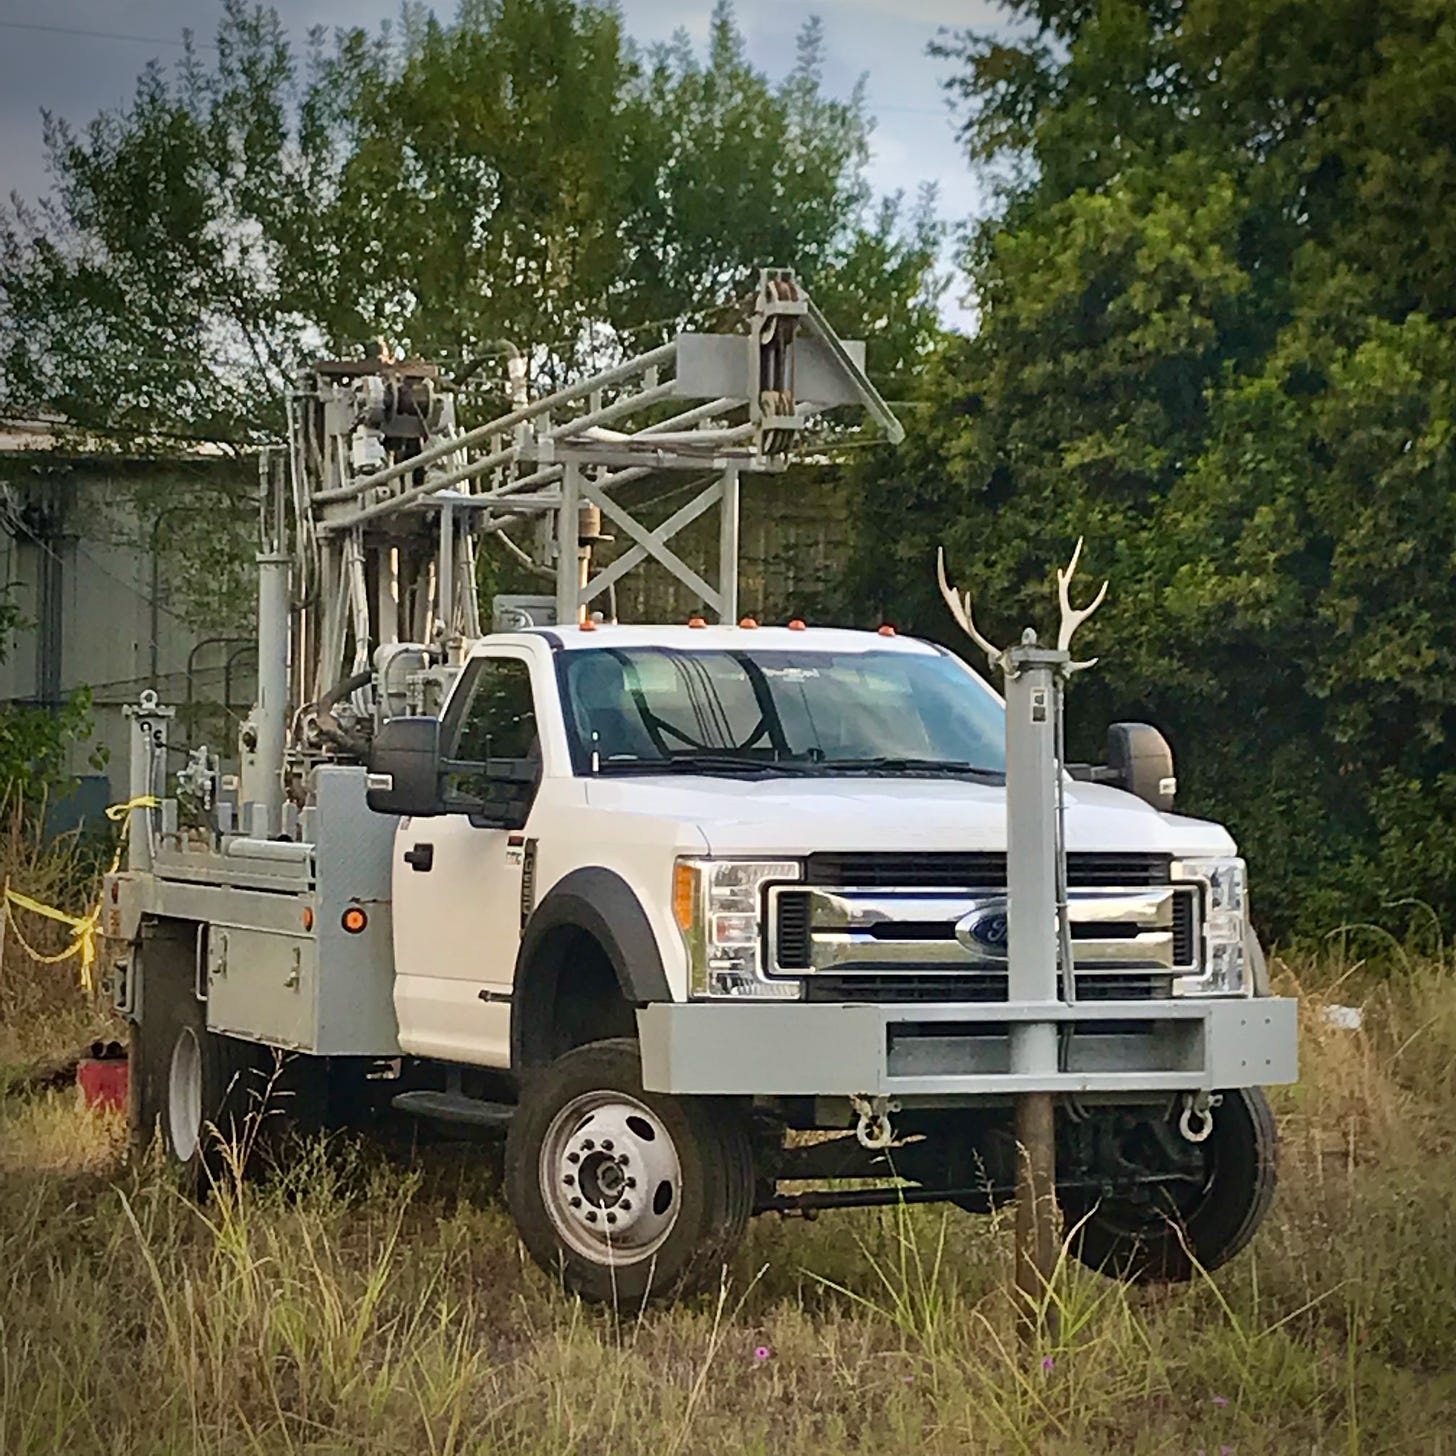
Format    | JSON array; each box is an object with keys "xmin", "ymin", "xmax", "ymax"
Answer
[{"xmin": 510, "ymin": 867, "xmax": 672, "ymax": 1069}]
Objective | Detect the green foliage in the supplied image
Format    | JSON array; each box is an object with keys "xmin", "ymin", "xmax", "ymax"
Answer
[
  {"xmin": 846, "ymin": 0, "xmax": 1456, "ymax": 940},
  {"xmin": 0, "ymin": 590, "xmax": 101, "ymax": 811},
  {"xmin": 0, "ymin": 0, "xmax": 943, "ymax": 448}
]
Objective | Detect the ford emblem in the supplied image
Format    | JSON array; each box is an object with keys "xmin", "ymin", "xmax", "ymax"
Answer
[{"xmin": 955, "ymin": 907, "xmax": 1009, "ymax": 960}]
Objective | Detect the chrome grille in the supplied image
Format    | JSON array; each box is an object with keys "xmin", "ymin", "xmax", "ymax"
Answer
[{"xmin": 768, "ymin": 876, "xmax": 1202, "ymax": 985}]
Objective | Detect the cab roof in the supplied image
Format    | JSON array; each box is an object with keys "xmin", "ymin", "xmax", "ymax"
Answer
[{"xmin": 496, "ymin": 623, "xmax": 943, "ymax": 655}]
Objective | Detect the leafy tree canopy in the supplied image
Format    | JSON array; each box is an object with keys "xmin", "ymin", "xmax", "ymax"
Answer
[
  {"xmin": 847, "ymin": 0, "xmax": 1456, "ymax": 939},
  {"xmin": 0, "ymin": 0, "xmax": 942, "ymax": 449}
]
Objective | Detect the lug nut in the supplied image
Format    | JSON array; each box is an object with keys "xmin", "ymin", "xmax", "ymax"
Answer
[
  {"xmin": 620, "ymin": 1200, "xmax": 631, "ymax": 1212},
  {"xmin": 567, "ymin": 1152, "xmax": 580, "ymax": 1164},
  {"xmin": 570, "ymin": 1196, "xmax": 581, "ymax": 1208},
  {"xmin": 563, "ymin": 1174, "xmax": 574, "ymax": 1186},
  {"xmin": 606, "ymin": 1212, "xmax": 617, "ymax": 1225},
  {"xmin": 582, "ymin": 1139, "xmax": 595, "ymax": 1150},
  {"xmin": 602, "ymin": 1140, "xmax": 614, "ymax": 1151},
  {"xmin": 586, "ymin": 1211, "xmax": 597, "ymax": 1223},
  {"xmin": 625, "ymin": 1177, "xmax": 636, "ymax": 1188},
  {"xmin": 617, "ymin": 1153, "xmax": 629, "ymax": 1165}
]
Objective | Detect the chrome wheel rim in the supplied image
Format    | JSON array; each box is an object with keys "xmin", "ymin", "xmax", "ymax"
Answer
[
  {"xmin": 538, "ymin": 1092, "xmax": 683, "ymax": 1265},
  {"xmin": 167, "ymin": 1026, "xmax": 203, "ymax": 1164}
]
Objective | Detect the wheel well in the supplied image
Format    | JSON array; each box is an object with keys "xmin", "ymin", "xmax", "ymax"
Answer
[
  {"xmin": 136, "ymin": 916, "xmax": 202, "ymax": 1019},
  {"xmin": 513, "ymin": 925, "xmax": 637, "ymax": 1070}
]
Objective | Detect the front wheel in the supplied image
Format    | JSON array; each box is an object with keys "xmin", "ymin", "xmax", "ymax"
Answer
[
  {"xmin": 504, "ymin": 1039, "xmax": 753, "ymax": 1304},
  {"xmin": 1062, "ymin": 1087, "xmax": 1279, "ymax": 1282}
]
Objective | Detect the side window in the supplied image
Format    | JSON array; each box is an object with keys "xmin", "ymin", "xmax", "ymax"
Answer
[{"xmin": 446, "ymin": 657, "xmax": 540, "ymax": 810}]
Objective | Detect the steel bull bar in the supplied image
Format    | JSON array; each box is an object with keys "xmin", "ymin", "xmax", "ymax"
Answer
[{"xmin": 636, "ymin": 996, "xmax": 1298, "ymax": 1098}]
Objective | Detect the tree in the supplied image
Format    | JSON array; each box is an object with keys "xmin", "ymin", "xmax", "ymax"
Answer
[
  {"xmin": 845, "ymin": 0, "xmax": 1456, "ymax": 939},
  {"xmin": 0, "ymin": 0, "xmax": 942, "ymax": 448}
]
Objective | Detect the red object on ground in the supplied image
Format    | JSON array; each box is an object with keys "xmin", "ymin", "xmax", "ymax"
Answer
[{"xmin": 77, "ymin": 1056, "xmax": 128, "ymax": 1113}]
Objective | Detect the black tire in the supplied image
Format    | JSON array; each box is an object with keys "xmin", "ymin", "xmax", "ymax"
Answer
[
  {"xmin": 505, "ymin": 1038, "xmax": 753, "ymax": 1305},
  {"xmin": 130, "ymin": 926, "xmax": 273, "ymax": 1193},
  {"xmin": 1063, "ymin": 1087, "xmax": 1278, "ymax": 1282}
]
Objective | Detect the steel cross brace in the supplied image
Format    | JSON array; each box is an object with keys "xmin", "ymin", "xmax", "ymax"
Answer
[{"xmin": 575, "ymin": 471, "xmax": 727, "ymax": 618}]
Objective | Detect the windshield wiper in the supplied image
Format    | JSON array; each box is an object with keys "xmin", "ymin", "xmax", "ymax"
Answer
[
  {"xmin": 817, "ymin": 757, "xmax": 1005, "ymax": 779},
  {"xmin": 593, "ymin": 754, "xmax": 819, "ymax": 777}
]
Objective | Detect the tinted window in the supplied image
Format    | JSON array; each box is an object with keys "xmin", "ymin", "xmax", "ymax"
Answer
[{"xmin": 447, "ymin": 657, "xmax": 539, "ymax": 806}]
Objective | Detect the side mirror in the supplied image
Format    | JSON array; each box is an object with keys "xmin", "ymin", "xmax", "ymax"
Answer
[
  {"xmin": 366, "ymin": 717, "xmax": 443, "ymax": 816},
  {"xmin": 1106, "ymin": 722, "xmax": 1176, "ymax": 813}
]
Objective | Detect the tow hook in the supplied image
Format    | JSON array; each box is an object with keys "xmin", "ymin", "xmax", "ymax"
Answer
[
  {"xmin": 1178, "ymin": 1090, "xmax": 1220, "ymax": 1144},
  {"xmin": 850, "ymin": 1093, "xmax": 901, "ymax": 1150}
]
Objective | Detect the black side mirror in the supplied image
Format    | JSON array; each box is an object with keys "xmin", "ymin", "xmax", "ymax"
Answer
[
  {"xmin": 1106, "ymin": 722, "xmax": 1176, "ymax": 812},
  {"xmin": 366, "ymin": 716, "xmax": 443, "ymax": 816}
]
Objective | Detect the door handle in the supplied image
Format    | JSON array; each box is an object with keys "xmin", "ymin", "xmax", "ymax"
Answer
[{"xmin": 403, "ymin": 842, "xmax": 434, "ymax": 872}]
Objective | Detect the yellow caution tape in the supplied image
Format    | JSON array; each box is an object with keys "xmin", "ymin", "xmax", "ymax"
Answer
[{"xmin": 1, "ymin": 796, "xmax": 159, "ymax": 994}]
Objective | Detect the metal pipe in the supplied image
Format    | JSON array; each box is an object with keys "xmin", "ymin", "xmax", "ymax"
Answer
[
  {"xmin": 320, "ymin": 380, "xmax": 680, "ymax": 533},
  {"xmin": 241, "ymin": 552, "xmax": 291, "ymax": 821}
]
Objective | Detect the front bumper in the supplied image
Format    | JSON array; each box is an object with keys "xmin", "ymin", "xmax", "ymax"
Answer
[{"xmin": 637, "ymin": 996, "xmax": 1298, "ymax": 1098}]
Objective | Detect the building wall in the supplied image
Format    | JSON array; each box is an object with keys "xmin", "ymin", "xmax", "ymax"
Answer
[{"xmin": 0, "ymin": 453, "xmax": 256, "ymax": 820}]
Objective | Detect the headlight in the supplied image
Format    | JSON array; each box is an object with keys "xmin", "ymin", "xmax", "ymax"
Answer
[
  {"xmin": 673, "ymin": 858, "xmax": 802, "ymax": 999},
  {"xmin": 1172, "ymin": 857, "xmax": 1250, "ymax": 997}
]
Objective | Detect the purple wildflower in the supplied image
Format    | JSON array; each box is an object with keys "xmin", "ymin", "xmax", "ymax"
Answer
[
  {"xmin": 1041, "ymin": 1356, "xmax": 1055, "ymax": 1372},
  {"xmin": 753, "ymin": 1345, "xmax": 770, "ymax": 1361},
  {"xmin": 1212, "ymin": 1395, "xmax": 1229, "ymax": 1408}
]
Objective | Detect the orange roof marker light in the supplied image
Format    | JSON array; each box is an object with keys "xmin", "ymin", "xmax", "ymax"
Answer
[
  {"xmin": 303, "ymin": 906, "xmax": 315, "ymax": 931},
  {"xmin": 878, "ymin": 624, "xmax": 897, "ymax": 637},
  {"xmin": 739, "ymin": 617, "xmax": 759, "ymax": 629},
  {"xmin": 342, "ymin": 906, "xmax": 368, "ymax": 934},
  {"xmin": 580, "ymin": 618, "xmax": 597, "ymax": 632},
  {"xmin": 787, "ymin": 618, "xmax": 807, "ymax": 631},
  {"xmin": 687, "ymin": 616, "xmax": 708, "ymax": 629}
]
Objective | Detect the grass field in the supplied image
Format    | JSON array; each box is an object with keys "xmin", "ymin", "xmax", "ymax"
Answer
[{"xmin": 3, "ymin": 830, "xmax": 1456, "ymax": 1453}]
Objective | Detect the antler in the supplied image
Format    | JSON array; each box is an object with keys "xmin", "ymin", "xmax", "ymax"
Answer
[
  {"xmin": 1055, "ymin": 536, "xmax": 1108, "ymax": 662},
  {"xmin": 937, "ymin": 547, "xmax": 1004, "ymax": 666}
]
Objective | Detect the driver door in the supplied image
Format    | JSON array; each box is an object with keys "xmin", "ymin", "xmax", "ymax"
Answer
[{"xmin": 392, "ymin": 649, "xmax": 542, "ymax": 1064}]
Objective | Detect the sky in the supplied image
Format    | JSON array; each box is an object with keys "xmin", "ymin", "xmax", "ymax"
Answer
[{"xmin": 0, "ymin": 0, "xmax": 1006, "ymax": 325}]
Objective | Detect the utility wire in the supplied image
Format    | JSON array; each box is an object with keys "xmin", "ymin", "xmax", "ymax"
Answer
[{"xmin": 0, "ymin": 19, "xmax": 216, "ymax": 49}]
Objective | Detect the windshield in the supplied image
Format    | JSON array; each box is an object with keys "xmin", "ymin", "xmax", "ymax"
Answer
[{"xmin": 557, "ymin": 646, "xmax": 1005, "ymax": 777}]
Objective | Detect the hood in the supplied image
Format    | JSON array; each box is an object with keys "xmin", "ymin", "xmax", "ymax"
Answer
[{"xmin": 582, "ymin": 775, "xmax": 1236, "ymax": 858}]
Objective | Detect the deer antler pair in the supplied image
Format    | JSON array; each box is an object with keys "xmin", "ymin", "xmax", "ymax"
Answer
[{"xmin": 937, "ymin": 538, "xmax": 1107, "ymax": 672}]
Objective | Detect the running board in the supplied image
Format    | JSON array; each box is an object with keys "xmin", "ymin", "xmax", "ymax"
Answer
[{"xmin": 391, "ymin": 1090, "xmax": 516, "ymax": 1129}]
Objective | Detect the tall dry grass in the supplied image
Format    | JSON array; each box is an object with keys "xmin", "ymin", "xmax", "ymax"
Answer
[
  {"xmin": 0, "ymin": 801, "xmax": 121, "ymax": 1086},
  {"xmin": 2, "ymin": 824, "xmax": 1455, "ymax": 1453}
]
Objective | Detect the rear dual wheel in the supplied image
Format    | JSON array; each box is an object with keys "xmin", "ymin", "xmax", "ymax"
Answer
[
  {"xmin": 130, "ymin": 930, "xmax": 271, "ymax": 1191},
  {"xmin": 505, "ymin": 1039, "xmax": 753, "ymax": 1304}
]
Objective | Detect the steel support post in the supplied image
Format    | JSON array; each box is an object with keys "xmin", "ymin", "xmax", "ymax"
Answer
[
  {"xmin": 437, "ymin": 500, "xmax": 454, "ymax": 640},
  {"xmin": 1002, "ymin": 638, "xmax": 1070, "ymax": 1338},
  {"xmin": 123, "ymin": 694, "xmax": 174, "ymax": 872},
  {"xmin": 717, "ymin": 462, "xmax": 740, "ymax": 623},
  {"xmin": 556, "ymin": 461, "xmax": 581, "ymax": 625}
]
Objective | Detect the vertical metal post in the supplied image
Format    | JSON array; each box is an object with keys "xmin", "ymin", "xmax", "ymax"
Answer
[
  {"xmin": 717, "ymin": 461, "xmax": 740, "ymax": 624},
  {"xmin": 126, "ymin": 708, "xmax": 153, "ymax": 873},
  {"xmin": 1003, "ymin": 634, "xmax": 1069, "ymax": 1339},
  {"xmin": 241, "ymin": 552, "xmax": 291, "ymax": 829},
  {"xmin": 556, "ymin": 460, "xmax": 581, "ymax": 626}
]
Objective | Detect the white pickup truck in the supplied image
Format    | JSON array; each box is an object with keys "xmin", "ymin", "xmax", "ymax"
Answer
[{"xmin": 111, "ymin": 617, "xmax": 1297, "ymax": 1303}]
